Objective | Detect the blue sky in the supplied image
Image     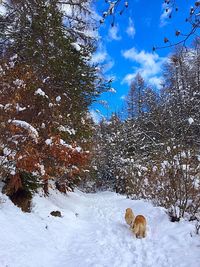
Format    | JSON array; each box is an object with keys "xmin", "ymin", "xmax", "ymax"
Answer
[{"xmin": 91, "ymin": 0, "xmax": 197, "ymax": 121}]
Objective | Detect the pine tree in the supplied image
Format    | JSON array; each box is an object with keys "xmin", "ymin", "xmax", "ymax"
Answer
[
  {"xmin": 126, "ymin": 73, "xmax": 145, "ymax": 119},
  {"xmin": 0, "ymin": 0, "xmax": 107, "ymax": 203}
]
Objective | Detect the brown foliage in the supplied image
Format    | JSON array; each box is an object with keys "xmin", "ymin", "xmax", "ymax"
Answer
[{"xmin": 0, "ymin": 59, "xmax": 90, "ymax": 196}]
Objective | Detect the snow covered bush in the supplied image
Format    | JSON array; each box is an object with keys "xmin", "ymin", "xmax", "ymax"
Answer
[
  {"xmin": 93, "ymin": 45, "xmax": 200, "ymax": 226},
  {"xmin": 145, "ymin": 148, "xmax": 200, "ymax": 222}
]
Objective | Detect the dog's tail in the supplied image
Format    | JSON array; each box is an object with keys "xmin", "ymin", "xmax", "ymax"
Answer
[{"xmin": 133, "ymin": 223, "xmax": 146, "ymax": 238}]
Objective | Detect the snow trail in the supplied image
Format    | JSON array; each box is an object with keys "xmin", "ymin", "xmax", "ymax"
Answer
[
  {"xmin": 0, "ymin": 190, "xmax": 200, "ymax": 267},
  {"xmin": 53, "ymin": 192, "xmax": 199, "ymax": 267}
]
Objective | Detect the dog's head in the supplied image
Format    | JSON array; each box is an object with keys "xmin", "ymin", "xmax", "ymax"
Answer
[{"xmin": 126, "ymin": 208, "xmax": 133, "ymax": 213}]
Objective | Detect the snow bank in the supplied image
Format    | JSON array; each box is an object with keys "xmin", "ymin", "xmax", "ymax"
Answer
[
  {"xmin": 35, "ymin": 88, "xmax": 49, "ymax": 98},
  {"xmin": 71, "ymin": 42, "xmax": 81, "ymax": 51},
  {"xmin": 58, "ymin": 125, "xmax": 75, "ymax": 135},
  {"xmin": 0, "ymin": 190, "xmax": 199, "ymax": 267},
  {"xmin": 188, "ymin": 117, "xmax": 194, "ymax": 124},
  {"xmin": 9, "ymin": 120, "xmax": 39, "ymax": 141}
]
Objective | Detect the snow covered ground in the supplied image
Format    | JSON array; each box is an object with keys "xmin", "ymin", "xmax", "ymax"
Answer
[{"xmin": 0, "ymin": 189, "xmax": 200, "ymax": 267}]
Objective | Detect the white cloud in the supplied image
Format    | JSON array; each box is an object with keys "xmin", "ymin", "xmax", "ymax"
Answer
[
  {"xmin": 92, "ymin": 44, "xmax": 115, "ymax": 73},
  {"xmin": 120, "ymin": 95, "xmax": 126, "ymax": 100},
  {"xmin": 122, "ymin": 47, "xmax": 166, "ymax": 88},
  {"xmin": 90, "ymin": 109, "xmax": 102, "ymax": 124},
  {"xmin": 126, "ymin": 18, "xmax": 136, "ymax": 38},
  {"xmin": 123, "ymin": 48, "xmax": 160, "ymax": 67},
  {"xmin": 92, "ymin": 50, "xmax": 108, "ymax": 64},
  {"xmin": 148, "ymin": 77, "xmax": 163, "ymax": 88},
  {"xmin": 160, "ymin": 3, "xmax": 172, "ymax": 27},
  {"xmin": 122, "ymin": 73, "xmax": 136, "ymax": 84},
  {"xmin": 103, "ymin": 60, "xmax": 115, "ymax": 73},
  {"xmin": 108, "ymin": 25, "xmax": 121, "ymax": 41}
]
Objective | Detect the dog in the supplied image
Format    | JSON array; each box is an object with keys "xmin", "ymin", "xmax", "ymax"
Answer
[
  {"xmin": 125, "ymin": 208, "xmax": 135, "ymax": 226},
  {"xmin": 132, "ymin": 215, "xmax": 147, "ymax": 238}
]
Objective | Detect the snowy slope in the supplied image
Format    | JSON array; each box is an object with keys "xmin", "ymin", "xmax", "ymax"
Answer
[{"xmin": 0, "ymin": 190, "xmax": 200, "ymax": 267}]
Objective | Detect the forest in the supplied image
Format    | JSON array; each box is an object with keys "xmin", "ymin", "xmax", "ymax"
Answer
[{"xmin": 0, "ymin": 0, "xmax": 200, "ymax": 240}]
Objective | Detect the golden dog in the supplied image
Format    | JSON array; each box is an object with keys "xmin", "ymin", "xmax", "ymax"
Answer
[
  {"xmin": 132, "ymin": 215, "xmax": 147, "ymax": 238},
  {"xmin": 125, "ymin": 208, "xmax": 135, "ymax": 226}
]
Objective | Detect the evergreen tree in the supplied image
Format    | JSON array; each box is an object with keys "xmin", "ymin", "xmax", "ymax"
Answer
[
  {"xmin": 92, "ymin": 114, "xmax": 123, "ymax": 191},
  {"xmin": 0, "ymin": 0, "xmax": 107, "ymax": 202},
  {"xmin": 126, "ymin": 73, "xmax": 145, "ymax": 119}
]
